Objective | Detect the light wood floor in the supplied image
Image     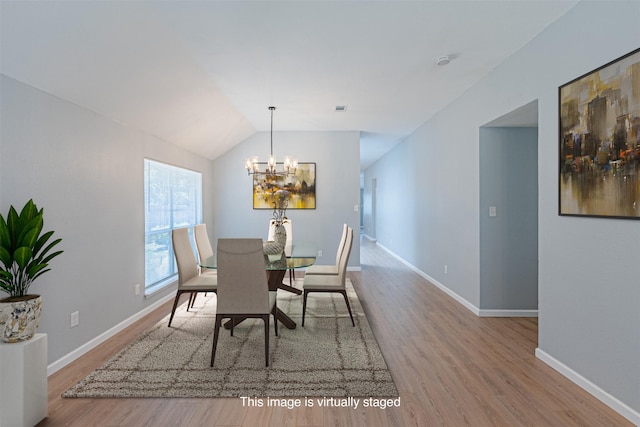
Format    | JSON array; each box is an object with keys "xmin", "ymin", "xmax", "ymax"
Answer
[{"xmin": 40, "ymin": 237, "xmax": 632, "ymax": 426}]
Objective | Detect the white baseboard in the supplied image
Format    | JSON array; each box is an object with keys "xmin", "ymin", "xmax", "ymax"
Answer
[
  {"xmin": 375, "ymin": 242, "xmax": 481, "ymax": 315},
  {"xmin": 376, "ymin": 243, "xmax": 634, "ymax": 423},
  {"xmin": 362, "ymin": 233, "xmax": 377, "ymax": 242},
  {"xmin": 536, "ymin": 348, "xmax": 640, "ymax": 426},
  {"xmin": 478, "ymin": 309, "xmax": 538, "ymax": 317},
  {"xmin": 376, "ymin": 243, "xmax": 537, "ymax": 318},
  {"xmin": 47, "ymin": 293, "xmax": 175, "ymax": 376}
]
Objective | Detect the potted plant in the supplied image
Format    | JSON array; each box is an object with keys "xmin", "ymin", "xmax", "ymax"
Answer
[{"xmin": 0, "ymin": 199, "xmax": 63, "ymax": 343}]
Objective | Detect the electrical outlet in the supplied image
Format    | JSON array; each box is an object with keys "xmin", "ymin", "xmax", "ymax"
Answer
[
  {"xmin": 317, "ymin": 250, "xmax": 323, "ymax": 257},
  {"xmin": 135, "ymin": 283, "xmax": 141, "ymax": 296},
  {"xmin": 444, "ymin": 265, "xmax": 448, "ymax": 274},
  {"xmin": 489, "ymin": 206, "xmax": 497, "ymax": 217},
  {"xmin": 70, "ymin": 311, "xmax": 79, "ymax": 328}
]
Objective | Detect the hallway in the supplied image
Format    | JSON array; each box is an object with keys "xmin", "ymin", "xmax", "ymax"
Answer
[{"xmin": 352, "ymin": 236, "xmax": 630, "ymax": 426}]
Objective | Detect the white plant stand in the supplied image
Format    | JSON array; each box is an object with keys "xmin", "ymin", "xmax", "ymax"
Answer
[{"xmin": 0, "ymin": 333, "xmax": 48, "ymax": 427}]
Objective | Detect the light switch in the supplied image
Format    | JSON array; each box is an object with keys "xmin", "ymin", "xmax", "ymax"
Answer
[
  {"xmin": 354, "ymin": 204, "xmax": 359, "ymax": 212},
  {"xmin": 489, "ymin": 206, "xmax": 497, "ymax": 217}
]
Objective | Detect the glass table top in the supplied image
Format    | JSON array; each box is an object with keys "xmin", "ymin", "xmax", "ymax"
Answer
[{"xmin": 199, "ymin": 241, "xmax": 317, "ymax": 271}]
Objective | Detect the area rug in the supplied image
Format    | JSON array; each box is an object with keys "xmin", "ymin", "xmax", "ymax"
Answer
[{"xmin": 63, "ymin": 279, "xmax": 398, "ymax": 398}]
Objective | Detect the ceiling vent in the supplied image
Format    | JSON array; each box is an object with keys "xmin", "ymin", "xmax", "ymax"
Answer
[{"xmin": 335, "ymin": 105, "xmax": 348, "ymax": 112}]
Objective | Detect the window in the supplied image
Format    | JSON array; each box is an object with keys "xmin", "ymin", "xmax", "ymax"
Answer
[{"xmin": 144, "ymin": 159, "xmax": 202, "ymax": 294}]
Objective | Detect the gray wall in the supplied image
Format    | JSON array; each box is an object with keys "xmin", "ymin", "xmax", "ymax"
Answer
[
  {"xmin": 211, "ymin": 131, "xmax": 361, "ymax": 268},
  {"xmin": 363, "ymin": 0, "xmax": 639, "ymax": 419},
  {"xmin": 0, "ymin": 75, "xmax": 215, "ymax": 365},
  {"xmin": 479, "ymin": 127, "xmax": 538, "ymax": 311}
]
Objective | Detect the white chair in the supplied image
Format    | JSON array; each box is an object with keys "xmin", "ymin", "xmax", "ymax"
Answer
[
  {"xmin": 302, "ymin": 227, "xmax": 355, "ymax": 327},
  {"xmin": 304, "ymin": 223, "xmax": 348, "ymax": 276},
  {"xmin": 194, "ymin": 224, "xmax": 218, "ymax": 274},
  {"xmin": 193, "ymin": 223, "xmax": 217, "ymax": 308},
  {"xmin": 194, "ymin": 224, "xmax": 216, "ymax": 273},
  {"xmin": 168, "ymin": 227, "xmax": 217, "ymax": 327},
  {"xmin": 268, "ymin": 218, "xmax": 295, "ymax": 284},
  {"xmin": 211, "ymin": 238, "xmax": 278, "ymax": 367}
]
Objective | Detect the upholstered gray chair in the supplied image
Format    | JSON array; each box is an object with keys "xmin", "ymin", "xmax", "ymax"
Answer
[
  {"xmin": 302, "ymin": 227, "xmax": 355, "ymax": 327},
  {"xmin": 304, "ymin": 223, "xmax": 348, "ymax": 276},
  {"xmin": 211, "ymin": 238, "xmax": 278, "ymax": 367},
  {"xmin": 168, "ymin": 227, "xmax": 217, "ymax": 327}
]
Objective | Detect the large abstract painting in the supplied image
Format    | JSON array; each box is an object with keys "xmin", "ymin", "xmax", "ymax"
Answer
[
  {"xmin": 559, "ymin": 48, "xmax": 640, "ymax": 219},
  {"xmin": 253, "ymin": 162, "xmax": 316, "ymax": 209}
]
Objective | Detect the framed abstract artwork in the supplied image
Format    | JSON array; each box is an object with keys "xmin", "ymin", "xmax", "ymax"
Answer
[
  {"xmin": 252, "ymin": 162, "xmax": 316, "ymax": 209},
  {"xmin": 559, "ymin": 48, "xmax": 640, "ymax": 219}
]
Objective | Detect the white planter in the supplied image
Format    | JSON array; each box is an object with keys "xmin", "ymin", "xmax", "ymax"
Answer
[
  {"xmin": 0, "ymin": 295, "xmax": 43, "ymax": 343},
  {"xmin": 0, "ymin": 333, "xmax": 48, "ymax": 426}
]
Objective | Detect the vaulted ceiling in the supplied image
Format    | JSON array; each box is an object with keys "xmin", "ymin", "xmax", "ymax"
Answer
[{"xmin": 0, "ymin": 1, "xmax": 577, "ymax": 169}]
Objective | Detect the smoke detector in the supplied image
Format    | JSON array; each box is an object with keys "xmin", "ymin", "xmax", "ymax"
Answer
[{"xmin": 435, "ymin": 56, "xmax": 451, "ymax": 66}]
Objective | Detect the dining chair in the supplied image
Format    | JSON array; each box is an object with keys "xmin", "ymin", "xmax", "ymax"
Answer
[
  {"xmin": 193, "ymin": 223, "xmax": 217, "ymax": 307},
  {"xmin": 301, "ymin": 226, "xmax": 355, "ymax": 327},
  {"xmin": 268, "ymin": 218, "xmax": 295, "ymax": 285},
  {"xmin": 304, "ymin": 223, "xmax": 348, "ymax": 276},
  {"xmin": 194, "ymin": 224, "xmax": 215, "ymax": 272},
  {"xmin": 168, "ymin": 227, "xmax": 218, "ymax": 327},
  {"xmin": 211, "ymin": 238, "xmax": 278, "ymax": 367}
]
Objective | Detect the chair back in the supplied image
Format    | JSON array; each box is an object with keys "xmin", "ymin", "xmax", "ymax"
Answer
[
  {"xmin": 216, "ymin": 238, "xmax": 270, "ymax": 315},
  {"xmin": 172, "ymin": 227, "xmax": 199, "ymax": 288},
  {"xmin": 338, "ymin": 227, "xmax": 353, "ymax": 284},
  {"xmin": 335, "ymin": 223, "xmax": 348, "ymax": 265},
  {"xmin": 268, "ymin": 219, "xmax": 293, "ymax": 244},
  {"xmin": 194, "ymin": 224, "xmax": 214, "ymax": 262}
]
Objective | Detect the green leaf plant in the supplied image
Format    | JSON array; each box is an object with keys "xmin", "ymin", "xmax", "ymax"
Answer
[{"xmin": 0, "ymin": 199, "xmax": 63, "ymax": 299}]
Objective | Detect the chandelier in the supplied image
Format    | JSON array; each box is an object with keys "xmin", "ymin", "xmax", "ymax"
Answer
[{"xmin": 246, "ymin": 106, "xmax": 297, "ymax": 176}]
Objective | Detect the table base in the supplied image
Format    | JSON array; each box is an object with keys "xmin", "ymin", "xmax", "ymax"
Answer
[{"xmin": 223, "ymin": 269, "xmax": 300, "ymax": 330}]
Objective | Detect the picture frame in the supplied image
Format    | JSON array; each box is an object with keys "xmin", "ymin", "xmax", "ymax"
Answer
[
  {"xmin": 559, "ymin": 48, "xmax": 640, "ymax": 219},
  {"xmin": 252, "ymin": 162, "xmax": 316, "ymax": 209}
]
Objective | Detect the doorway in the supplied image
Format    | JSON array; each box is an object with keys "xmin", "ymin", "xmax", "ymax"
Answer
[{"xmin": 479, "ymin": 100, "xmax": 539, "ymax": 315}]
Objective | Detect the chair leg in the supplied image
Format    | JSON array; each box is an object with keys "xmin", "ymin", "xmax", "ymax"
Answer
[
  {"xmin": 189, "ymin": 292, "xmax": 199, "ymax": 309},
  {"xmin": 273, "ymin": 305, "xmax": 278, "ymax": 337},
  {"xmin": 340, "ymin": 290, "xmax": 355, "ymax": 326},
  {"xmin": 302, "ymin": 290, "xmax": 309, "ymax": 326},
  {"xmin": 264, "ymin": 315, "xmax": 270, "ymax": 367},
  {"xmin": 230, "ymin": 318, "xmax": 234, "ymax": 337},
  {"xmin": 168, "ymin": 291, "xmax": 183, "ymax": 327},
  {"xmin": 210, "ymin": 315, "xmax": 222, "ymax": 367}
]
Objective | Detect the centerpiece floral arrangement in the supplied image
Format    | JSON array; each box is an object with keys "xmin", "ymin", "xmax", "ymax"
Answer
[{"xmin": 271, "ymin": 189, "xmax": 289, "ymax": 226}]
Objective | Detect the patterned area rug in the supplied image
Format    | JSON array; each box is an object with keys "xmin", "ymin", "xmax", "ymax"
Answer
[{"xmin": 63, "ymin": 279, "xmax": 398, "ymax": 398}]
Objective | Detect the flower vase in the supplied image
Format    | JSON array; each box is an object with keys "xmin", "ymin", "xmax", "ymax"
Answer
[
  {"xmin": 273, "ymin": 223, "xmax": 287, "ymax": 248},
  {"xmin": 264, "ymin": 223, "xmax": 287, "ymax": 262}
]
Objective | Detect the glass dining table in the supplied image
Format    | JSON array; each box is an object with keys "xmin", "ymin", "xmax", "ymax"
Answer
[{"xmin": 199, "ymin": 242, "xmax": 316, "ymax": 329}]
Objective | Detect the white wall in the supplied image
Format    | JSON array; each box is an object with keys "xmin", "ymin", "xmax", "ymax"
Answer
[
  {"xmin": 211, "ymin": 131, "xmax": 361, "ymax": 268},
  {"xmin": 0, "ymin": 75, "xmax": 215, "ymax": 365},
  {"xmin": 363, "ymin": 0, "xmax": 639, "ymax": 421}
]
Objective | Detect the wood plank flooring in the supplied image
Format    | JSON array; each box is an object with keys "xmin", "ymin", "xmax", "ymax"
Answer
[{"xmin": 39, "ymin": 236, "xmax": 632, "ymax": 426}]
